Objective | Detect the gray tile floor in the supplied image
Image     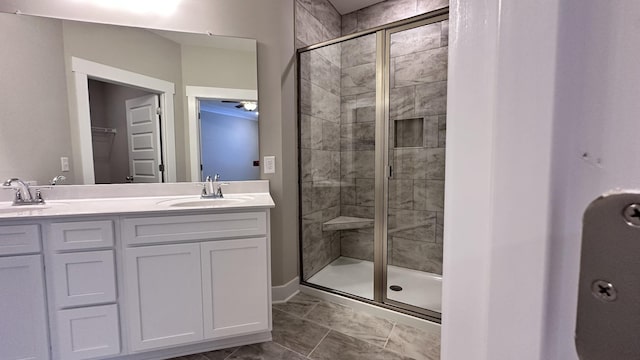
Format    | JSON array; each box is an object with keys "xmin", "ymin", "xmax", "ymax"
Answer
[{"xmin": 170, "ymin": 292, "xmax": 440, "ymax": 360}]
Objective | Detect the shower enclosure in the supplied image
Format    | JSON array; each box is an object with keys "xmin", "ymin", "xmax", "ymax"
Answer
[{"xmin": 298, "ymin": 9, "xmax": 448, "ymax": 321}]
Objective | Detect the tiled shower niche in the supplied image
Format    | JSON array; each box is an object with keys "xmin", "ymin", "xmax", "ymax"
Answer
[{"xmin": 394, "ymin": 118, "xmax": 424, "ymax": 148}]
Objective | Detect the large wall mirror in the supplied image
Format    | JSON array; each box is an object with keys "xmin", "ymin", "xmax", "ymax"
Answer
[{"xmin": 0, "ymin": 12, "xmax": 259, "ymax": 185}]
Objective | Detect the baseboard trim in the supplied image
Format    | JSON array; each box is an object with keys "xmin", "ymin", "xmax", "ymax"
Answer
[{"xmin": 272, "ymin": 276, "xmax": 299, "ymax": 304}]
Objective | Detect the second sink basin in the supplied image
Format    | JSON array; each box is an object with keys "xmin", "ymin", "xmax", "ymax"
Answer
[{"xmin": 157, "ymin": 195, "xmax": 254, "ymax": 208}]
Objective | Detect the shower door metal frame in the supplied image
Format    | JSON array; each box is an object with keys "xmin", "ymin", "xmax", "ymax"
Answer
[
  {"xmin": 296, "ymin": 7, "xmax": 449, "ymax": 323},
  {"xmin": 379, "ymin": 15, "xmax": 448, "ymax": 321}
]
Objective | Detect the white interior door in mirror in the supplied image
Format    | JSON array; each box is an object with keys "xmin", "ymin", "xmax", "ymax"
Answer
[{"xmin": 126, "ymin": 95, "xmax": 163, "ymax": 183}]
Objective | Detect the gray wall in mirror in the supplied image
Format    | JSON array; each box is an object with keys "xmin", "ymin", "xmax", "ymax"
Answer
[{"xmin": 0, "ymin": 12, "xmax": 258, "ymax": 185}]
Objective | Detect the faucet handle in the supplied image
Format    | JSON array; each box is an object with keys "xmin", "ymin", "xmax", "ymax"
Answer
[
  {"xmin": 214, "ymin": 174, "xmax": 221, "ymax": 182},
  {"xmin": 3, "ymin": 178, "xmax": 19, "ymax": 187},
  {"xmin": 50, "ymin": 175, "xmax": 66, "ymax": 185},
  {"xmin": 215, "ymin": 182, "xmax": 230, "ymax": 198}
]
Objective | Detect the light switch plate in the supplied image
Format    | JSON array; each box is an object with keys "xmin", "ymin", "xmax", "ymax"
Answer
[
  {"xmin": 60, "ymin": 157, "xmax": 70, "ymax": 172},
  {"xmin": 264, "ymin": 156, "xmax": 275, "ymax": 174}
]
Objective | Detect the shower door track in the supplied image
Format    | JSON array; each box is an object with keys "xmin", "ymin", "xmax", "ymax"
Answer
[{"xmin": 297, "ymin": 7, "xmax": 449, "ymax": 324}]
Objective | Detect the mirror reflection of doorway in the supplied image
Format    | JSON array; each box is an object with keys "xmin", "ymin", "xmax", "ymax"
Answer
[
  {"xmin": 198, "ymin": 99, "xmax": 259, "ymax": 181},
  {"xmin": 88, "ymin": 79, "xmax": 164, "ymax": 184}
]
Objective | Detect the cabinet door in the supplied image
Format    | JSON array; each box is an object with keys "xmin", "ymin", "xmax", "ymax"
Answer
[
  {"xmin": 51, "ymin": 250, "xmax": 116, "ymax": 308},
  {"xmin": 55, "ymin": 305, "xmax": 120, "ymax": 360},
  {"xmin": 201, "ymin": 237, "xmax": 270, "ymax": 339},
  {"xmin": 125, "ymin": 243, "xmax": 203, "ymax": 352},
  {"xmin": 0, "ymin": 255, "xmax": 49, "ymax": 360}
]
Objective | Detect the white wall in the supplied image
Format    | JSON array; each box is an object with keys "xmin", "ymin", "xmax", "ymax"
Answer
[
  {"xmin": 443, "ymin": 0, "xmax": 558, "ymax": 359},
  {"xmin": 0, "ymin": 14, "xmax": 74, "ymax": 185},
  {"xmin": 181, "ymin": 45, "xmax": 257, "ymax": 90},
  {"xmin": 544, "ymin": 1, "xmax": 640, "ymax": 359},
  {"xmin": 446, "ymin": 0, "xmax": 640, "ymax": 359},
  {"xmin": 0, "ymin": 0, "xmax": 298, "ymax": 288}
]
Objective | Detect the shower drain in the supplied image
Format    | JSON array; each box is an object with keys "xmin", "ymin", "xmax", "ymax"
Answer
[{"xmin": 389, "ymin": 285, "xmax": 403, "ymax": 291}]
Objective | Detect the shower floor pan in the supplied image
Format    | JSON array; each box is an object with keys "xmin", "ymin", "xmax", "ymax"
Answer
[{"xmin": 307, "ymin": 256, "xmax": 442, "ymax": 313}]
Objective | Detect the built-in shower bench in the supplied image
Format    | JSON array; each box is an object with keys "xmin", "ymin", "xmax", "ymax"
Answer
[{"xmin": 322, "ymin": 216, "xmax": 374, "ymax": 231}]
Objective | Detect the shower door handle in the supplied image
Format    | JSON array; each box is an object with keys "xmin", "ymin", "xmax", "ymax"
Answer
[{"xmin": 576, "ymin": 191, "xmax": 640, "ymax": 359}]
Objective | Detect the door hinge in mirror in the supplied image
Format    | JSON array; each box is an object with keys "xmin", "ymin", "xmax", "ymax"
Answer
[
  {"xmin": 156, "ymin": 107, "xmax": 162, "ymax": 116},
  {"xmin": 159, "ymin": 164, "xmax": 165, "ymax": 172}
]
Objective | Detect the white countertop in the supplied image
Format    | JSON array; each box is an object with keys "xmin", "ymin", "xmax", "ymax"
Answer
[{"xmin": 0, "ymin": 181, "xmax": 275, "ymax": 220}]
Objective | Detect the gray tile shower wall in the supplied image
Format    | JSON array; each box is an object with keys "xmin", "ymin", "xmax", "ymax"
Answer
[
  {"xmin": 297, "ymin": 0, "xmax": 343, "ymax": 279},
  {"xmin": 338, "ymin": 32, "xmax": 377, "ymax": 263},
  {"xmin": 298, "ymin": 0, "xmax": 448, "ymax": 279},
  {"xmin": 341, "ymin": 0, "xmax": 448, "ymax": 36},
  {"xmin": 386, "ymin": 19, "xmax": 447, "ymax": 275}
]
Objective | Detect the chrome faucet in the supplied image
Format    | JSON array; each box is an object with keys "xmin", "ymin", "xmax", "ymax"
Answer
[
  {"xmin": 2, "ymin": 178, "xmax": 44, "ymax": 205},
  {"xmin": 202, "ymin": 174, "xmax": 229, "ymax": 199}
]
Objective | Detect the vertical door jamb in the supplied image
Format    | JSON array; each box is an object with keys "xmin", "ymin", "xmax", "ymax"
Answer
[{"xmin": 373, "ymin": 29, "xmax": 388, "ymax": 303}]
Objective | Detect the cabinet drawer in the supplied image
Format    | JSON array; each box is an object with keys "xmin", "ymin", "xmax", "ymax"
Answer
[
  {"xmin": 49, "ymin": 220, "xmax": 114, "ymax": 251},
  {"xmin": 123, "ymin": 212, "xmax": 267, "ymax": 246},
  {"xmin": 0, "ymin": 224, "xmax": 40, "ymax": 256},
  {"xmin": 51, "ymin": 250, "xmax": 116, "ymax": 308},
  {"xmin": 56, "ymin": 304, "xmax": 120, "ymax": 360}
]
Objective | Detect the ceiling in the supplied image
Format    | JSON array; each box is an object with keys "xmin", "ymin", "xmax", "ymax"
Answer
[
  {"xmin": 149, "ymin": 30, "xmax": 256, "ymax": 51},
  {"xmin": 200, "ymin": 99, "xmax": 258, "ymax": 121},
  {"xmin": 328, "ymin": 0, "xmax": 384, "ymax": 14}
]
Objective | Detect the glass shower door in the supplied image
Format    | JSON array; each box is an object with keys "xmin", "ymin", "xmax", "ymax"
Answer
[
  {"xmin": 299, "ymin": 33, "xmax": 378, "ymax": 300},
  {"xmin": 384, "ymin": 18, "xmax": 448, "ymax": 316}
]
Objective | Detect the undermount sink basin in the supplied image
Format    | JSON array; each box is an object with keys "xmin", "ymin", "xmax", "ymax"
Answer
[
  {"xmin": 169, "ymin": 198, "xmax": 244, "ymax": 207},
  {"xmin": 157, "ymin": 195, "xmax": 253, "ymax": 208},
  {"xmin": 0, "ymin": 201, "xmax": 68, "ymax": 214}
]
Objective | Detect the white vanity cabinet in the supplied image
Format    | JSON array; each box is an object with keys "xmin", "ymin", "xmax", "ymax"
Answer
[
  {"xmin": 45, "ymin": 219, "xmax": 121, "ymax": 360},
  {"xmin": 0, "ymin": 224, "xmax": 50, "ymax": 360},
  {"xmin": 122, "ymin": 211, "xmax": 271, "ymax": 353},
  {"xmin": 0, "ymin": 185, "xmax": 274, "ymax": 360}
]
